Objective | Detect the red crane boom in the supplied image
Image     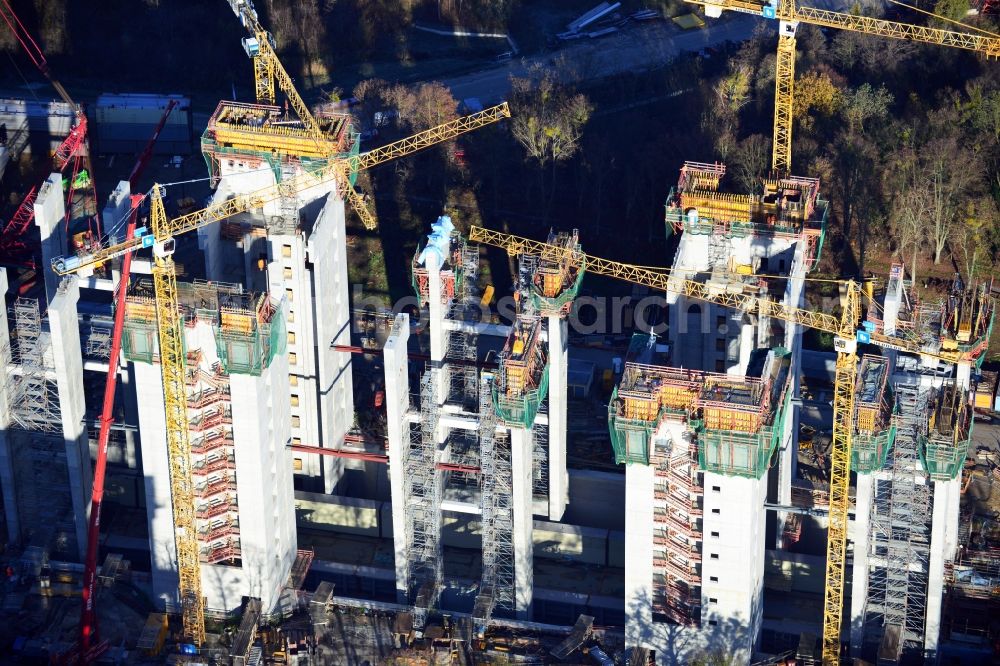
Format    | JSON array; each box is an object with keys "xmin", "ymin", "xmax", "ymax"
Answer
[{"xmin": 75, "ymin": 100, "xmax": 177, "ymax": 665}]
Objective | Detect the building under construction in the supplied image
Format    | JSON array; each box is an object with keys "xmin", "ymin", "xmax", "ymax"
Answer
[{"xmin": 1, "ymin": 0, "xmax": 1000, "ymax": 656}]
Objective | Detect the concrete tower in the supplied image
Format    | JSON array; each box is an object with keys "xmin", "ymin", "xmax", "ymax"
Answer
[{"xmin": 127, "ymin": 279, "xmax": 296, "ymax": 615}]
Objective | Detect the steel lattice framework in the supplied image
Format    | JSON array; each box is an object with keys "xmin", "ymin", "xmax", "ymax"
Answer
[
  {"xmin": 6, "ymin": 298, "xmax": 61, "ymax": 432},
  {"xmin": 772, "ymin": 34, "xmax": 797, "ymax": 174},
  {"xmin": 862, "ymin": 385, "xmax": 933, "ymax": 660},
  {"xmin": 469, "ymin": 226, "xmax": 847, "ymax": 335},
  {"xmin": 476, "ymin": 375, "xmax": 515, "ymax": 625},
  {"xmin": 821, "ymin": 347, "xmax": 858, "ymax": 661},
  {"xmin": 407, "ymin": 368, "xmax": 444, "ymax": 630}
]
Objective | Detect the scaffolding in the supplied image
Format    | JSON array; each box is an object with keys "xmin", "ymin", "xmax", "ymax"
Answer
[
  {"xmin": 529, "ymin": 229, "xmax": 586, "ymax": 316},
  {"xmin": 493, "ymin": 312, "xmax": 549, "ymax": 428},
  {"xmin": 852, "ymin": 355, "xmax": 896, "ymax": 473},
  {"xmin": 474, "ymin": 375, "xmax": 515, "ymax": 631},
  {"xmin": 6, "ymin": 298, "xmax": 61, "ymax": 433},
  {"xmin": 862, "ymin": 384, "xmax": 933, "ymax": 661},
  {"xmin": 407, "ymin": 368, "xmax": 443, "ymax": 630},
  {"xmin": 84, "ymin": 323, "xmax": 113, "ymax": 359}
]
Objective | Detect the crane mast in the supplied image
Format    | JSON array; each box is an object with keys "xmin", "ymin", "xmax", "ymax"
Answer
[{"xmin": 150, "ymin": 188, "xmax": 206, "ymax": 646}]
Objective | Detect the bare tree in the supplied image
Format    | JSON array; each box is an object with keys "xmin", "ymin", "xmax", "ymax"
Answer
[
  {"xmin": 925, "ymin": 135, "xmax": 981, "ymax": 264},
  {"xmin": 391, "ymin": 81, "xmax": 459, "ymax": 132},
  {"xmin": 892, "ymin": 186, "xmax": 930, "ymax": 284},
  {"xmin": 732, "ymin": 134, "xmax": 770, "ymax": 196},
  {"xmin": 510, "ymin": 68, "xmax": 593, "ymax": 216}
]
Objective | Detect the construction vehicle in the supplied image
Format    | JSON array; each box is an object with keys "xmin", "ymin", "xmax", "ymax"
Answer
[
  {"xmin": 66, "ymin": 101, "xmax": 179, "ymax": 666},
  {"xmin": 0, "ymin": 0, "xmax": 99, "ymax": 268},
  {"xmin": 467, "ymin": 225, "xmax": 993, "ymax": 664},
  {"xmin": 684, "ymin": 0, "xmax": 1000, "ymax": 173}
]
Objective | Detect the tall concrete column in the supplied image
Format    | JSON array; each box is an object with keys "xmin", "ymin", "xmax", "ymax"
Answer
[
  {"xmin": 510, "ymin": 426, "xmax": 534, "ymax": 619},
  {"xmin": 547, "ymin": 314, "xmax": 568, "ymax": 521},
  {"xmin": 33, "ymin": 173, "xmax": 66, "ymax": 303},
  {"xmin": 701, "ymin": 473, "xmax": 767, "ymax": 661},
  {"xmin": 850, "ymin": 473, "xmax": 875, "ymax": 656},
  {"xmin": 384, "ymin": 314, "xmax": 411, "ymax": 603},
  {"xmin": 0, "ymin": 268, "xmax": 19, "ymax": 544},
  {"xmin": 943, "ymin": 476, "xmax": 961, "ymax": 561},
  {"xmin": 625, "ymin": 463, "xmax": 654, "ymax": 649},
  {"xmin": 925, "ymin": 479, "xmax": 949, "ymax": 656},
  {"xmin": 778, "ymin": 248, "xmax": 807, "ymax": 548},
  {"xmin": 48, "ymin": 278, "xmax": 91, "ymax": 560}
]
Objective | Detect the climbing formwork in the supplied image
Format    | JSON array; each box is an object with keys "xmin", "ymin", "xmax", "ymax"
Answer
[
  {"xmin": 918, "ymin": 381, "xmax": 973, "ymax": 482},
  {"xmin": 606, "ymin": 334, "xmax": 706, "ymax": 627},
  {"xmin": 215, "ymin": 291, "xmax": 285, "ymax": 377},
  {"xmin": 663, "ymin": 161, "xmax": 828, "ymax": 269},
  {"xmin": 412, "ymin": 230, "xmax": 469, "ymax": 308},
  {"xmin": 852, "ymin": 355, "xmax": 896, "ymax": 473},
  {"xmin": 529, "ymin": 229, "xmax": 586, "ymax": 316},
  {"xmin": 200, "ymin": 100, "xmax": 357, "ymax": 186},
  {"xmin": 694, "ymin": 350, "xmax": 792, "ymax": 479},
  {"xmin": 865, "ymin": 270, "xmax": 995, "ymax": 366},
  {"xmin": 608, "ymin": 361, "xmax": 702, "ymax": 465},
  {"xmin": 123, "ymin": 280, "xmax": 288, "ymax": 571},
  {"xmin": 493, "ymin": 313, "xmax": 548, "ymax": 428}
]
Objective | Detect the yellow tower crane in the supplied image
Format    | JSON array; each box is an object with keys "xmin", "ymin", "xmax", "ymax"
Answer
[
  {"xmin": 222, "ymin": 0, "xmax": 393, "ymax": 229},
  {"xmin": 52, "ymin": 105, "xmax": 508, "ymax": 646},
  {"xmin": 685, "ymin": 0, "xmax": 1000, "ymax": 172},
  {"xmin": 466, "ymin": 226, "xmax": 980, "ymax": 664}
]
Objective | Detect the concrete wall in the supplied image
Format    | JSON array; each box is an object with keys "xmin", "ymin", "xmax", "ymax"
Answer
[
  {"xmin": 230, "ymin": 310, "xmax": 295, "ymax": 614},
  {"xmin": 307, "ymin": 195, "xmax": 355, "ymax": 493}
]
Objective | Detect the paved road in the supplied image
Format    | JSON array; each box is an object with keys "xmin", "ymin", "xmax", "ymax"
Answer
[{"xmin": 439, "ymin": 14, "xmax": 765, "ymax": 104}]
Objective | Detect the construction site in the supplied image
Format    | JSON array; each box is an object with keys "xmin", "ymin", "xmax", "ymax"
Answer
[{"xmin": 2, "ymin": 0, "xmax": 1000, "ymax": 665}]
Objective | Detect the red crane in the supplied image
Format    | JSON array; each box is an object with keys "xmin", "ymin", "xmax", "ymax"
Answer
[
  {"xmin": 0, "ymin": 0, "xmax": 98, "ymax": 266},
  {"xmin": 71, "ymin": 101, "xmax": 177, "ymax": 665}
]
